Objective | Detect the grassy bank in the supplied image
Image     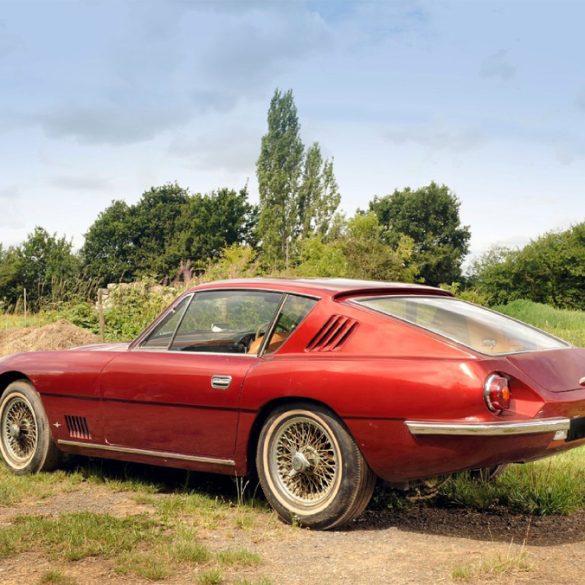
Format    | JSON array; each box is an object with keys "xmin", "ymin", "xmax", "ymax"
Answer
[{"xmin": 493, "ymin": 299, "xmax": 585, "ymax": 347}]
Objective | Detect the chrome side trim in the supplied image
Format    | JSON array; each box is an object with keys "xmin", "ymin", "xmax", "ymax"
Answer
[
  {"xmin": 57, "ymin": 439, "xmax": 235, "ymax": 466},
  {"xmin": 405, "ymin": 417, "xmax": 571, "ymax": 437}
]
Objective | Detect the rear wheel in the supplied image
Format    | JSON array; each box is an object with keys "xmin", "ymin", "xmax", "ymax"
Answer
[
  {"xmin": 0, "ymin": 380, "xmax": 61, "ymax": 475},
  {"xmin": 256, "ymin": 403, "xmax": 376, "ymax": 530}
]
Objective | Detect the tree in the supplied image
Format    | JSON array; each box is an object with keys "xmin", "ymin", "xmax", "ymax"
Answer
[
  {"xmin": 471, "ymin": 224, "xmax": 585, "ymax": 309},
  {"xmin": 298, "ymin": 143, "xmax": 341, "ymax": 240},
  {"xmin": 0, "ymin": 227, "xmax": 79, "ymax": 309},
  {"xmin": 81, "ymin": 200, "xmax": 135, "ymax": 285},
  {"xmin": 369, "ymin": 182, "xmax": 470, "ymax": 286},
  {"xmin": 295, "ymin": 212, "xmax": 418, "ymax": 282},
  {"xmin": 81, "ymin": 183, "xmax": 257, "ymax": 285},
  {"xmin": 256, "ymin": 89, "xmax": 304, "ymax": 269}
]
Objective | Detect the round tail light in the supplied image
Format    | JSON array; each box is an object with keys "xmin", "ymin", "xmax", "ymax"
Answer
[{"xmin": 484, "ymin": 374, "xmax": 511, "ymax": 413}]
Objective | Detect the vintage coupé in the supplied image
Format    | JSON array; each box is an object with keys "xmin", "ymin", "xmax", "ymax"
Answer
[{"xmin": 2, "ymin": 278, "xmax": 585, "ymax": 529}]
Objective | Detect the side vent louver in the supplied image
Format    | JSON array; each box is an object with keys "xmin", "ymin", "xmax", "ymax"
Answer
[
  {"xmin": 306, "ymin": 315, "xmax": 358, "ymax": 352},
  {"xmin": 65, "ymin": 416, "xmax": 92, "ymax": 440}
]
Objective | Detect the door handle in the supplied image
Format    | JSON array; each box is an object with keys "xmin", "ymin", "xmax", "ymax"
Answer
[{"xmin": 211, "ymin": 375, "xmax": 232, "ymax": 390}]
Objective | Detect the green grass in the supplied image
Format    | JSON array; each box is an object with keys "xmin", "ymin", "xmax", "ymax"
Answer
[
  {"xmin": 0, "ymin": 312, "xmax": 60, "ymax": 330},
  {"xmin": 0, "ymin": 465, "xmax": 85, "ymax": 507},
  {"xmin": 39, "ymin": 570, "xmax": 78, "ymax": 585},
  {"xmin": 493, "ymin": 299, "xmax": 585, "ymax": 347},
  {"xmin": 440, "ymin": 447, "xmax": 585, "ymax": 516},
  {"xmin": 0, "ymin": 512, "xmax": 161, "ymax": 561}
]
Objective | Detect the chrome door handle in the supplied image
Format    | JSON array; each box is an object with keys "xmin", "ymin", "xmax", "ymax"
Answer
[{"xmin": 211, "ymin": 375, "xmax": 232, "ymax": 390}]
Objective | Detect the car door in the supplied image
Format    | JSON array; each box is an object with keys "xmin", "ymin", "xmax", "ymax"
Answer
[{"xmin": 99, "ymin": 289, "xmax": 284, "ymax": 462}]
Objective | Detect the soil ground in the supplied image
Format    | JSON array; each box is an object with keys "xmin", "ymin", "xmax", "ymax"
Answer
[{"xmin": 1, "ymin": 467, "xmax": 585, "ymax": 585}]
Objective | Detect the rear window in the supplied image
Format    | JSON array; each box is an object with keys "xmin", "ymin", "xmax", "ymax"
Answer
[{"xmin": 354, "ymin": 296, "xmax": 569, "ymax": 355}]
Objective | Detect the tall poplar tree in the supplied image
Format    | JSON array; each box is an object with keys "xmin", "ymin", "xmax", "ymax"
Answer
[
  {"xmin": 298, "ymin": 143, "xmax": 341, "ymax": 239},
  {"xmin": 256, "ymin": 89, "xmax": 304, "ymax": 269}
]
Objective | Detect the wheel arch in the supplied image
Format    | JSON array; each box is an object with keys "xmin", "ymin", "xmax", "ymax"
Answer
[
  {"xmin": 245, "ymin": 396, "xmax": 350, "ymax": 476},
  {"xmin": 0, "ymin": 371, "xmax": 33, "ymax": 394}
]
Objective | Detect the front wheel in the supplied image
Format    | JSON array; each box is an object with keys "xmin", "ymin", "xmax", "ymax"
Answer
[
  {"xmin": 0, "ymin": 380, "xmax": 61, "ymax": 475},
  {"xmin": 256, "ymin": 403, "xmax": 376, "ymax": 530}
]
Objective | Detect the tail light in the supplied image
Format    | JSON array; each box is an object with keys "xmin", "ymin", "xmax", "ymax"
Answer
[{"xmin": 484, "ymin": 374, "xmax": 511, "ymax": 413}]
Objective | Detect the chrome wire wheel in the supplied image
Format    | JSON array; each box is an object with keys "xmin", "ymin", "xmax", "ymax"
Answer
[
  {"xmin": 1, "ymin": 394, "xmax": 38, "ymax": 469},
  {"xmin": 269, "ymin": 415, "xmax": 340, "ymax": 508}
]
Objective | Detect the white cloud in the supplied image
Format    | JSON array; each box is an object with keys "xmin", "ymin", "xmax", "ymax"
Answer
[{"xmin": 480, "ymin": 49, "xmax": 516, "ymax": 81}]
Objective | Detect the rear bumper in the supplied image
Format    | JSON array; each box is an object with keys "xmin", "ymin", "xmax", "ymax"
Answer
[{"xmin": 405, "ymin": 417, "xmax": 570, "ymax": 438}]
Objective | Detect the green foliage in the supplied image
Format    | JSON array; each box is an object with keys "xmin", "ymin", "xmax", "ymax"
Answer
[
  {"xmin": 369, "ymin": 182, "xmax": 470, "ymax": 286},
  {"xmin": 440, "ymin": 448, "xmax": 585, "ymax": 515},
  {"xmin": 471, "ymin": 223, "xmax": 585, "ymax": 310},
  {"xmin": 201, "ymin": 245, "xmax": 259, "ymax": 282},
  {"xmin": 103, "ymin": 281, "xmax": 179, "ymax": 341},
  {"xmin": 257, "ymin": 89, "xmax": 304, "ymax": 268},
  {"xmin": 82, "ymin": 183, "xmax": 256, "ymax": 285},
  {"xmin": 295, "ymin": 212, "xmax": 418, "ymax": 281},
  {"xmin": 256, "ymin": 89, "xmax": 341, "ymax": 270},
  {"xmin": 0, "ymin": 227, "xmax": 80, "ymax": 310},
  {"xmin": 298, "ymin": 143, "xmax": 341, "ymax": 239}
]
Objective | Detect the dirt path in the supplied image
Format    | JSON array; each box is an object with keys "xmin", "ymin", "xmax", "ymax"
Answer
[{"xmin": 1, "ymin": 483, "xmax": 584, "ymax": 585}]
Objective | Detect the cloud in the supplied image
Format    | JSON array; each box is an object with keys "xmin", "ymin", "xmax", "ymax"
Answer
[
  {"xmin": 169, "ymin": 124, "xmax": 258, "ymax": 173},
  {"xmin": 0, "ymin": 185, "xmax": 19, "ymax": 200},
  {"xmin": 480, "ymin": 50, "xmax": 516, "ymax": 81},
  {"xmin": 383, "ymin": 124, "xmax": 487, "ymax": 152},
  {"xmin": 37, "ymin": 105, "xmax": 189, "ymax": 145},
  {"xmin": 576, "ymin": 88, "xmax": 585, "ymax": 111},
  {"xmin": 49, "ymin": 175, "xmax": 111, "ymax": 191}
]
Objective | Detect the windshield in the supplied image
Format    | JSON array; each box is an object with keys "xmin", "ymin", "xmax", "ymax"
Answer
[{"xmin": 354, "ymin": 296, "xmax": 569, "ymax": 355}]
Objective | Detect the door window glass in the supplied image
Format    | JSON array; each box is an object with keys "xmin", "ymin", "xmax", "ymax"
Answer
[
  {"xmin": 170, "ymin": 290, "xmax": 283, "ymax": 353},
  {"xmin": 141, "ymin": 295, "xmax": 191, "ymax": 349},
  {"xmin": 262, "ymin": 295, "xmax": 317, "ymax": 354}
]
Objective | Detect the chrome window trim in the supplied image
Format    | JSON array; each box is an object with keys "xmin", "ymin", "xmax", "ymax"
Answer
[
  {"xmin": 405, "ymin": 417, "xmax": 570, "ymax": 436},
  {"xmin": 348, "ymin": 295, "xmax": 570, "ymax": 357},
  {"xmin": 57, "ymin": 439, "xmax": 235, "ymax": 466}
]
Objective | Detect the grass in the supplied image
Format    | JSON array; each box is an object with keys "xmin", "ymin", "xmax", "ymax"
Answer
[
  {"xmin": 0, "ymin": 512, "xmax": 161, "ymax": 561},
  {"xmin": 0, "ymin": 458, "xmax": 269, "ymax": 582},
  {"xmin": 39, "ymin": 570, "xmax": 78, "ymax": 585},
  {"xmin": 0, "ymin": 465, "xmax": 85, "ymax": 506},
  {"xmin": 440, "ymin": 447, "xmax": 585, "ymax": 516},
  {"xmin": 493, "ymin": 299, "xmax": 585, "ymax": 347},
  {"xmin": 451, "ymin": 546, "xmax": 531, "ymax": 581}
]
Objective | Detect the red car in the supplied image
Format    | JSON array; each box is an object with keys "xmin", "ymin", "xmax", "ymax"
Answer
[{"xmin": 1, "ymin": 278, "xmax": 585, "ymax": 529}]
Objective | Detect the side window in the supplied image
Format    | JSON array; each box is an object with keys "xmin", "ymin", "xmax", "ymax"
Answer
[
  {"xmin": 170, "ymin": 290, "xmax": 283, "ymax": 354},
  {"xmin": 141, "ymin": 295, "xmax": 191, "ymax": 349},
  {"xmin": 264, "ymin": 295, "xmax": 317, "ymax": 354}
]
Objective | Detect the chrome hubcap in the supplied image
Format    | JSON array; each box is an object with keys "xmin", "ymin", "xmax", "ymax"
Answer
[
  {"xmin": 271, "ymin": 417, "xmax": 338, "ymax": 506},
  {"xmin": 1, "ymin": 396, "xmax": 37, "ymax": 465}
]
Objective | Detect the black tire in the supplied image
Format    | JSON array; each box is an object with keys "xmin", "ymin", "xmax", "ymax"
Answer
[
  {"xmin": 0, "ymin": 380, "xmax": 61, "ymax": 475},
  {"xmin": 256, "ymin": 403, "xmax": 376, "ymax": 530}
]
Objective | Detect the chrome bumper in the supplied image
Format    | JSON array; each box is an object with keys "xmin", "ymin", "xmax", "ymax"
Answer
[{"xmin": 405, "ymin": 417, "xmax": 570, "ymax": 437}]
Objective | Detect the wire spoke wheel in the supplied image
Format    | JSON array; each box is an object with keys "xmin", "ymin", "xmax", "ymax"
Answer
[
  {"xmin": 270, "ymin": 416, "xmax": 339, "ymax": 506},
  {"xmin": 1, "ymin": 395, "xmax": 38, "ymax": 467}
]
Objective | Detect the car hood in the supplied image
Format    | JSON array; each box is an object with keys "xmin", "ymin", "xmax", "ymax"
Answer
[
  {"xmin": 507, "ymin": 347, "xmax": 585, "ymax": 393},
  {"xmin": 69, "ymin": 342, "xmax": 130, "ymax": 352}
]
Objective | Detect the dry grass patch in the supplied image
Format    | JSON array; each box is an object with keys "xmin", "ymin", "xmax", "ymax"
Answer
[{"xmin": 451, "ymin": 547, "xmax": 531, "ymax": 582}]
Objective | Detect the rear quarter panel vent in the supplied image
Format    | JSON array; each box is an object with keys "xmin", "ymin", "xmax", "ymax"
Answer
[{"xmin": 306, "ymin": 315, "xmax": 358, "ymax": 352}]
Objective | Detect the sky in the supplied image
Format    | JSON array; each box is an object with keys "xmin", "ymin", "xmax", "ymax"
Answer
[{"xmin": 1, "ymin": 0, "xmax": 584, "ymax": 265}]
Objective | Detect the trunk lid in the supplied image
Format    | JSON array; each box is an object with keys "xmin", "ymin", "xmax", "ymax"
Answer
[{"xmin": 507, "ymin": 348, "xmax": 585, "ymax": 393}]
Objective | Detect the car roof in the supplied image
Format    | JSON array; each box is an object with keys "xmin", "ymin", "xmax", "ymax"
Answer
[{"xmin": 189, "ymin": 278, "xmax": 453, "ymax": 299}]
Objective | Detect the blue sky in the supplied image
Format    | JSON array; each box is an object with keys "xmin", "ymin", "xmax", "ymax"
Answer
[{"xmin": 1, "ymin": 0, "xmax": 584, "ymax": 265}]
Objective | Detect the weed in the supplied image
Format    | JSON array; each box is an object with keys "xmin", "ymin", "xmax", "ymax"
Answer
[
  {"xmin": 217, "ymin": 548, "xmax": 261, "ymax": 567},
  {"xmin": 39, "ymin": 570, "xmax": 77, "ymax": 585},
  {"xmin": 198, "ymin": 568, "xmax": 224, "ymax": 585}
]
